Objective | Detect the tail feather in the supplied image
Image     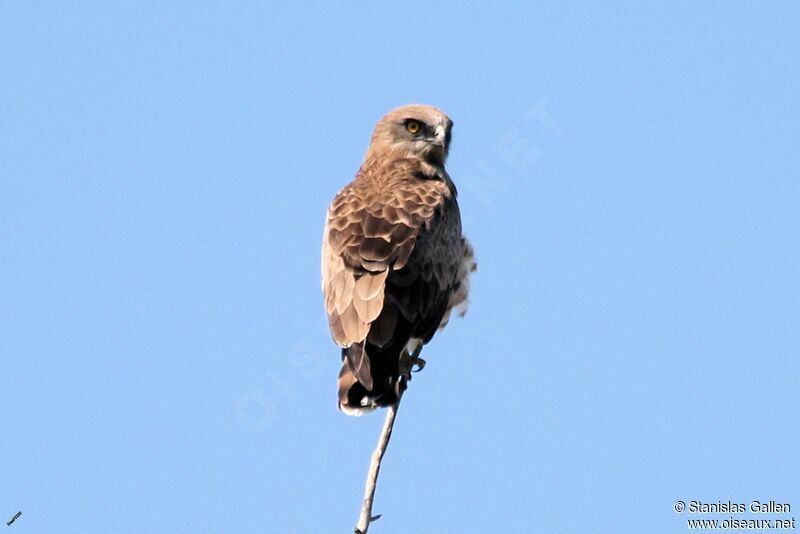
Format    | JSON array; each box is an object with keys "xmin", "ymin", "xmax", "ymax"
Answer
[
  {"xmin": 338, "ymin": 343, "xmax": 401, "ymax": 416},
  {"xmin": 344, "ymin": 342, "xmax": 373, "ymax": 391}
]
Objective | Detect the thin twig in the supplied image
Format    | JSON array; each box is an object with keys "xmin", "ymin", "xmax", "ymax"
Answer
[{"xmin": 353, "ymin": 388, "xmax": 404, "ymax": 534}]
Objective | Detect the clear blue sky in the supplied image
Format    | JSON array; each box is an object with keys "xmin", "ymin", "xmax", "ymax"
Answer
[{"xmin": 2, "ymin": 2, "xmax": 798, "ymax": 533}]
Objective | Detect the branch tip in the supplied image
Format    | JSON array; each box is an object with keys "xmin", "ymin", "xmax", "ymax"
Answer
[{"xmin": 353, "ymin": 383, "xmax": 405, "ymax": 533}]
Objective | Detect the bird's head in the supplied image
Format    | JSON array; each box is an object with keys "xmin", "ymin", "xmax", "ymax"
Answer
[{"xmin": 367, "ymin": 104, "xmax": 453, "ymax": 166}]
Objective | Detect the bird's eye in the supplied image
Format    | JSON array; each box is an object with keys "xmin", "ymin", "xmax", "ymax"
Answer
[{"xmin": 406, "ymin": 121, "xmax": 421, "ymax": 134}]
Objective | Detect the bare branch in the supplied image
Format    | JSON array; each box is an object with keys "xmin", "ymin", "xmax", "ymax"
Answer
[
  {"xmin": 353, "ymin": 389, "xmax": 404, "ymax": 534},
  {"xmin": 353, "ymin": 347, "xmax": 421, "ymax": 533}
]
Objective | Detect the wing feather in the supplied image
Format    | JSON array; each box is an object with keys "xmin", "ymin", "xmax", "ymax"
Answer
[
  {"xmin": 355, "ymin": 269, "xmax": 388, "ymax": 301},
  {"xmin": 321, "ymin": 158, "xmax": 453, "ymax": 348}
]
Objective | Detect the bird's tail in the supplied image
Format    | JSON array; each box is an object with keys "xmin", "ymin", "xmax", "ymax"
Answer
[{"xmin": 338, "ymin": 342, "xmax": 401, "ymax": 416}]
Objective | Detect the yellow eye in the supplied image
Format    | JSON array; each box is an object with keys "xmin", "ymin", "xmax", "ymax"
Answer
[{"xmin": 406, "ymin": 121, "xmax": 421, "ymax": 134}]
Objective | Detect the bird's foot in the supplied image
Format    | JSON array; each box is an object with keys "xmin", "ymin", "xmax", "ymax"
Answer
[
  {"xmin": 399, "ymin": 349, "xmax": 426, "ymax": 382},
  {"xmin": 398, "ymin": 358, "xmax": 412, "ymax": 382}
]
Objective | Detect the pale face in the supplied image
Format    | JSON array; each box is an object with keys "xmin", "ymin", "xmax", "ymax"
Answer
[{"xmin": 369, "ymin": 105, "xmax": 454, "ymax": 165}]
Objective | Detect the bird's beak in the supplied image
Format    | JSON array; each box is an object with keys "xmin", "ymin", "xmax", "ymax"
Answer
[{"xmin": 432, "ymin": 125, "xmax": 446, "ymax": 147}]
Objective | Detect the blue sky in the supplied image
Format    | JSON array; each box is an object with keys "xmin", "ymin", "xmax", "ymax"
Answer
[{"xmin": 2, "ymin": 2, "xmax": 798, "ymax": 533}]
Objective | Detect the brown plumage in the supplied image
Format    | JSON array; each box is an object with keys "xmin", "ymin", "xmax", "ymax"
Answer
[{"xmin": 322, "ymin": 104, "xmax": 476, "ymax": 415}]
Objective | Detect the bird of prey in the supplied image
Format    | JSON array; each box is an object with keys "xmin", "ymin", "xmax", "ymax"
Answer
[{"xmin": 321, "ymin": 104, "xmax": 476, "ymax": 415}]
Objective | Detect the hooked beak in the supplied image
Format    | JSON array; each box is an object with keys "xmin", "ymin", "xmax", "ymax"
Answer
[{"xmin": 431, "ymin": 124, "xmax": 446, "ymax": 147}]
